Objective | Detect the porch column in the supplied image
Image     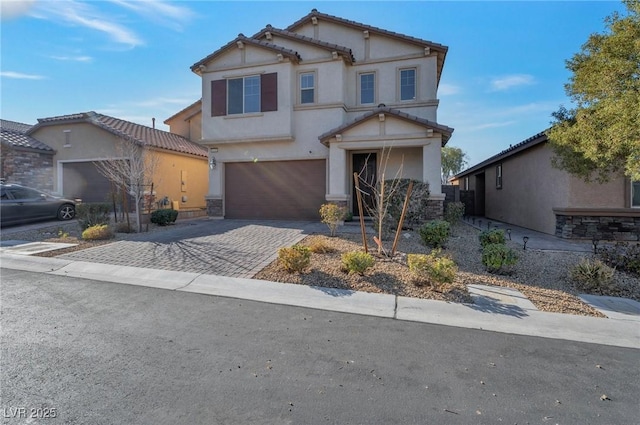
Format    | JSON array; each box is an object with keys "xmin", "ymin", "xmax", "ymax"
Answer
[
  {"xmin": 423, "ymin": 142, "xmax": 443, "ymax": 196},
  {"xmin": 326, "ymin": 144, "xmax": 349, "ymax": 205},
  {"xmin": 205, "ymin": 148, "xmax": 223, "ymax": 218}
]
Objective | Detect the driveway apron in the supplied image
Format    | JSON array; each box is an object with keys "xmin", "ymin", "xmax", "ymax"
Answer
[{"xmin": 58, "ymin": 220, "xmax": 324, "ymax": 278}]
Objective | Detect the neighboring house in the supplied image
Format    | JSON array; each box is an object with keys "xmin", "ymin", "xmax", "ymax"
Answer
[
  {"xmin": 452, "ymin": 131, "xmax": 640, "ymax": 240},
  {"xmin": 166, "ymin": 9, "xmax": 453, "ymax": 220},
  {"xmin": 26, "ymin": 112, "xmax": 209, "ymax": 212},
  {"xmin": 0, "ymin": 119, "xmax": 54, "ymax": 191}
]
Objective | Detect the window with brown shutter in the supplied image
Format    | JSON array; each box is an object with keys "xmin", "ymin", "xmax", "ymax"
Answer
[
  {"xmin": 211, "ymin": 79, "xmax": 226, "ymax": 116},
  {"xmin": 261, "ymin": 72, "xmax": 277, "ymax": 112}
]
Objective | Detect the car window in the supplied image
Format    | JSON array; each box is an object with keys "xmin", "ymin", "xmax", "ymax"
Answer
[
  {"xmin": 8, "ymin": 187, "xmax": 42, "ymax": 200},
  {"xmin": 0, "ymin": 189, "xmax": 9, "ymax": 200}
]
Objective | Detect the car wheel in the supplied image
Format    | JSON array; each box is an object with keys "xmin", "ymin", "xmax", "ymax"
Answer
[{"xmin": 58, "ymin": 204, "xmax": 75, "ymax": 221}]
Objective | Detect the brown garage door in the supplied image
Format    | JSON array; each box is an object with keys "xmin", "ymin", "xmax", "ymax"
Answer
[
  {"xmin": 225, "ymin": 159, "xmax": 326, "ymax": 220},
  {"xmin": 62, "ymin": 161, "xmax": 113, "ymax": 203}
]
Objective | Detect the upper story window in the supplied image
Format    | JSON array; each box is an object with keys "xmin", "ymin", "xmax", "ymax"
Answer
[
  {"xmin": 300, "ymin": 72, "xmax": 315, "ymax": 104},
  {"xmin": 228, "ymin": 75, "xmax": 260, "ymax": 114},
  {"xmin": 496, "ymin": 164, "xmax": 503, "ymax": 189},
  {"xmin": 632, "ymin": 180, "xmax": 640, "ymax": 207},
  {"xmin": 464, "ymin": 176, "xmax": 469, "ymax": 191},
  {"xmin": 400, "ymin": 68, "xmax": 416, "ymax": 101},
  {"xmin": 360, "ymin": 72, "xmax": 375, "ymax": 105},
  {"xmin": 211, "ymin": 73, "xmax": 277, "ymax": 117}
]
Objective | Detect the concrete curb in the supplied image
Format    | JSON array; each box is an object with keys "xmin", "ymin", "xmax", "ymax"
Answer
[{"xmin": 1, "ymin": 253, "xmax": 638, "ymax": 349}]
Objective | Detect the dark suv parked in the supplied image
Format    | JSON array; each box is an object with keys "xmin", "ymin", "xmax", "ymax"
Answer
[{"xmin": 0, "ymin": 183, "xmax": 76, "ymax": 226}]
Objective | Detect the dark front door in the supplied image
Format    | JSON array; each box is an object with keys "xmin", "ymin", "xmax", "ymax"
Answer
[{"xmin": 352, "ymin": 153, "xmax": 377, "ymax": 216}]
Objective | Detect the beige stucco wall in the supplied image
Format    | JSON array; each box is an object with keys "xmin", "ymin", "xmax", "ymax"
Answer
[
  {"xmin": 31, "ymin": 122, "xmax": 207, "ymax": 210},
  {"xmin": 568, "ymin": 173, "xmax": 627, "ymax": 208},
  {"xmin": 484, "ymin": 143, "xmax": 571, "ymax": 234}
]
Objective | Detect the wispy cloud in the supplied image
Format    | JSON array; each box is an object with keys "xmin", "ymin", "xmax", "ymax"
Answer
[
  {"xmin": 439, "ymin": 83, "xmax": 462, "ymax": 96},
  {"xmin": 49, "ymin": 55, "xmax": 93, "ymax": 63},
  {"xmin": 109, "ymin": 0, "xmax": 195, "ymax": 31},
  {"xmin": 0, "ymin": 71, "xmax": 47, "ymax": 80},
  {"xmin": 0, "ymin": 0, "xmax": 36, "ymax": 20},
  {"xmin": 32, "ymin": 1, "xmax": 143, "ymax": 48},
  {"xmin": 490, "ymin": 74, "xmax": 536, "ymax": 91},
  {"xmin": 469, "ymin": 121, "xmax": 516, "ymax": 131}
]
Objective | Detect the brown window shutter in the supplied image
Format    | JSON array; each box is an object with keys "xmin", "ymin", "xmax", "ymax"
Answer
[
  {"xmin": 261, "ymin": 73, "xmax": 277, "ymax": 112},
  {"xmin": 211, "ymin": 79, "xmax": 227, "ymax": 116}
]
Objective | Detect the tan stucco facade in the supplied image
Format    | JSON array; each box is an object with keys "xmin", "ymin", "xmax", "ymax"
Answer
[{"xmin": 30, "ymin": 122, "xmax": 207, "ymax": 210}]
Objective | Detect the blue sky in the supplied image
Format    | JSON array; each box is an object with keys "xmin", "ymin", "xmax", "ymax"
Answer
[{"xmin": 0, "ymin": 0, "xmax": 625, "ymax": 167}]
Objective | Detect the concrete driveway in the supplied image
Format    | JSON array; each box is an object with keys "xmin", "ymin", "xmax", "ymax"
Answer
[{"xmin": 58, "ymin": 219, "xmax": 326, "ymax": 278}]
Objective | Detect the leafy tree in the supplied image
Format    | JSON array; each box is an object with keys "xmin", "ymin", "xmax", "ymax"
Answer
[
  {"xmin": 441, "ymin": 146, "xmax": 468, "ymax": 184},
  {"xmin": 547, "ymin": 0, "xmax": 640, "ymax": 182}
]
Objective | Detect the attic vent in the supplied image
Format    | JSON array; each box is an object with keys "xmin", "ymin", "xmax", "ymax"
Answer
[
  {"xmin": 311, "ymin": 16, "xmax": 318, "ymax": 25},
  {"xmin": 363, "ymin": 30, "xmax": 369, "ymax": 39},
  {"xmin": 265, "ymin": 31, "xmax": 272, "ymax": 40}
]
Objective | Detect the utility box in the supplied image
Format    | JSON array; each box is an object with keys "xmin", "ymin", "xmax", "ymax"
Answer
[{"xmin": 172, "ymin": 200, "xmax": 180, "ymax": 211}]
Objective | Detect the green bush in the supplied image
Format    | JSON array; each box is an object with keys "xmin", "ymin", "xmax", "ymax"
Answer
[
  {"xmin": 408, "ymin": 250, "xmax": 457, "ymax": 288},
  {"xmin": 597, "ymin": 242, "xmax": 640, "ymax": 276},
  {"xmin": 479, "ymin": 229, "xmax": 506, "ymax": 247},
  {"xmin": 81, "ymin": 224, "xmax": 113, "ymax": 241},
  {"xmin": 341, "ymin": 251, "xmax": 375, "ymax": 275},
  {"xmin": 319, "ymin": 203, "xmax": 346, "ymax": 237},
  {"xmin": 150, "ymin": 209, "xmax": 178, "ymax": 226},
  {"xmin": 482, "ymin": 243, "xmax": 518, "ymax": 274},
  {"xmin": 418, "ymin": 220, "xmax": 451, "ymax": 248},
  {"xmin": 444, "ymin": 202, "xmax": 465, "ymax": 225},
  {"xmin": 76, "ymin": 203, "xmax": 111, "ymax": 230},
  {"xmin": 570, "ymin": 258, "xmax": 616, "ymax": 292},
  {"xmin": 278, "ymin": 245, "xmax": 312, "ymax": 273}
]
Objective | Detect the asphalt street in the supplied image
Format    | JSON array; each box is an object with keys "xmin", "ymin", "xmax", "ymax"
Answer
[{"xmin": 1, "ymin": 269, "xmax": 639, "ymax": 425}]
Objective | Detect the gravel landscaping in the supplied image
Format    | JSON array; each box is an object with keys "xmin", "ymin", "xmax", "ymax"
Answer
[
  {"xmin": 255, "ymin": 223, "xmax": 640, "ymax": 317},
  {"xmin": 3, "ymin": 220, "xmax": 638, "ymax": 318}
]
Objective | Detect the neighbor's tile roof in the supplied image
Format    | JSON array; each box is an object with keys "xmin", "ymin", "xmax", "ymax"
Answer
[
  {"xmin": 191, "ymin": 34, "xmax": 301, "ymax": 71},
  {"xmin": 252, "ymin": 25, "xmax": 354, "ymax": 64},
  {"xmin": 319, "ymin": 107, "xmax": 454, "ymax": 146},
  {"xmin": 30, "ymin": 112, "xmax": 208, "ymax": 158},
  {"xmin": 454, "ymin": 131, "xmax": 549, "ymax": 178},
  {"xmin": 0, "ymin": 119, "xmax": 54, "ymax": 152}
]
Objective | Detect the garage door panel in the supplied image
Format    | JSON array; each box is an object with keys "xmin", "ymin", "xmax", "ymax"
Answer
[
  {"xmin": 62, "ymin": 162, "xmax": 112, "ymax": 203},
  {"xmin": 225, "ymin": 160, "xmax": 325, "ymax": 220}
]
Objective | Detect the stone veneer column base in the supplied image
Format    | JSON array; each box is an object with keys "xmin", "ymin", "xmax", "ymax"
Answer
[
  {"xmin": 425, "ymin": 199, "xmax": 444, "ymax": 221},
  {"xmin": 205, "ymin": 197, "xmax": 223, "ymax": 218}
]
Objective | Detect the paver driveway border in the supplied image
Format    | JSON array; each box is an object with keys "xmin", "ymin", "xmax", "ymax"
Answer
[{"xmin": 57, "ymin": 219, "xmax": 327, "ymax": 278}]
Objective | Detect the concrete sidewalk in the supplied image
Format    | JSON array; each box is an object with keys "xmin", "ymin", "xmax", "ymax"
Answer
[{"xmin": 2, "ymin": 253, "xmax": 638, "ymax": 350}]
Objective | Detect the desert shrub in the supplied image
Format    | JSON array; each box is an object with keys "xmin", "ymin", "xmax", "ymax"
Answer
[
  {"xmin": 597, "ymin": 242, "xmax": 640, "ymax": 276},
  {"xmin": 444, "ymin": 202, "xmax": 465, "ymax": 225},
  {"xmin": 278, "ymin": 245, "xmax": 312, "ymax": 273},
  {"xmin": 570, "ymin": 258, "xmax": 616, "ymax": 292},
  {"xmin": 150, "ymin": 209, "xmax": 178, "ymax": 226},
  {"xmin": 482, "ymin": 243, "xmax": 518, "ymax": 274},
  {"xmin": 418, "ymin": 220, "xmax": 451, "ymax": 248},
  {"xmin": 76, "ymin": 203, "xmax": 111, "ymax": 230},
  {"xmin": 115, "ymin": 222, "xmax": 134, "ymax": 233},
  {"xmin": 307, "ymin": 237, "xmax": 337, "ymax": 254},
  {"xmin": 385, "ymin": 179, "xmax": 431, "ymax": 230},
  {"xmin": 408, "ymin": 250, "xmax": 457, "ymax": 288},
  {"xmin": 479, "ymin": 229, "xmax": 506, "ymax": 247},
  {"xmin": 81, "ymin": 224, "xmax": 113, "ymax": 241},
  {"xmin": 341, "ymin": 251, "xmax": 375, "ymax": 275},
  {"xmin": 319, "ymin": 203, "xmax": 346, "ymax": 237}
]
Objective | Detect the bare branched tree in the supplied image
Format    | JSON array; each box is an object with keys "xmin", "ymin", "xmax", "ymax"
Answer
[
  {"xmin": 354, "ymin": 147, "xmax": 405, "ymax": 255},
  {"xmin": 94, "ymin": 137, "xmax": 159, "ymax": 233}
]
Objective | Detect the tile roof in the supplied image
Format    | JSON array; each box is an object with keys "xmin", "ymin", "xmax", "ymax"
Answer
[
  {"xmin": 30, "ymin": 112, "xmax": 208, "ymax": 158},
  {"xmin": 318, "ymin": 107, "xmax": 454, "ymax": 146},
  {"xmin": 252, "ymin": 25, "xmax": 355, "ymax": 64},
  {"xmin": 454, "ymin": 131, "xmax": 549, "ymax": 178},
  {"xmin": 191, "ymin": 34, "xmax": 301, "ymax": 72},
  {"xmin": 286, "ymin": 9, "xmax": 448, "ymax": 83},
  {"xmin": 0, "ymin": 119, "xmax": 54, "ymax": 152}
]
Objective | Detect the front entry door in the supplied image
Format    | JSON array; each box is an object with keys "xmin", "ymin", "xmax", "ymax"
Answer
[{"xmin": 352, "ymin": 153, "xmax": 377, "ymax": 216}]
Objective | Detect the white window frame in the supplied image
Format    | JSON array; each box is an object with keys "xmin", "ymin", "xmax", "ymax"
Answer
[
  {"xmin": 496, "ymin": 164, "xmax": 503, "ymax": 189},
  {"xmin": 227, "ymin": 75, "xmax": 260, "ymax": 115},
  {"xmin": 358, "ymin": 71, "xmax": 376, "ymax": 105},
  {"xmin": 298, "ymin": 70, "xmax": 316, "ymax": 105},
  {"xmin": 632, "ymin": 180, "xmax": 640, "ymax": 208},
  {"xmin": 398, "ymin": 67, "xmax": 417, "ymax": 101}
]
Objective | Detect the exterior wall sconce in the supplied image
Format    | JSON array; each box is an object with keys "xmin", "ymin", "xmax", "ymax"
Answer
[
  {"xmin": 523, "ymin": 236, "xmax": 529, "ymax": 250},
  {"xmin": 209, "ymin": 156, "xmax": 217, "ymax": 169},
  {"xmin": 506, "ymin": 229, "xmax": 511, "ymax": 240}
]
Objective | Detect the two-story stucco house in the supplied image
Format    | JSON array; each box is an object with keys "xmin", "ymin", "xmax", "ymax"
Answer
[{"xmin": 166, "ymin": 9, "xmax": 453, "ymax": 220}]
